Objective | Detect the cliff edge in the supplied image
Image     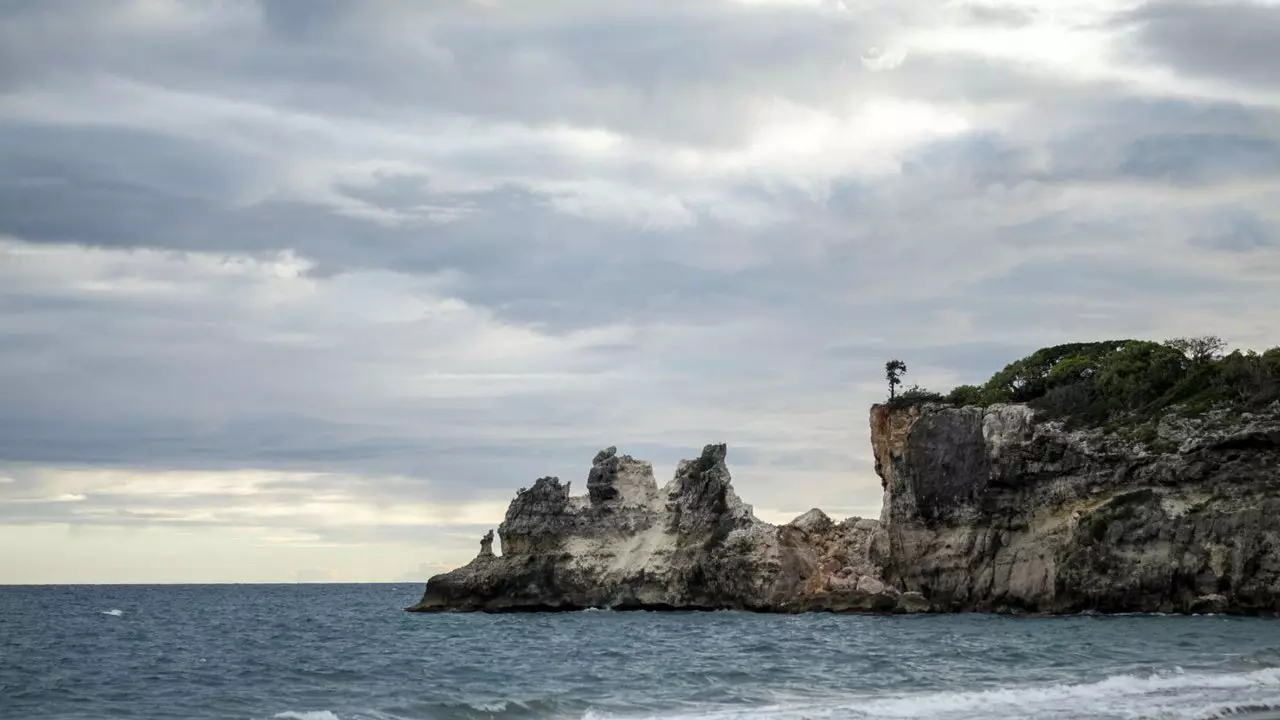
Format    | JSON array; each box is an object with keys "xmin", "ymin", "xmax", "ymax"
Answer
[{"xmin": 872, "ymin": 401, "xmax": 1280, "ymax": 613}]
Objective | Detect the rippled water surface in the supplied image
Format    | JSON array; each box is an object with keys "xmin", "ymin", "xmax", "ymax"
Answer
[{"xmin": 4, "ymin": 584, "xmax": 1280, "ymax": 720}]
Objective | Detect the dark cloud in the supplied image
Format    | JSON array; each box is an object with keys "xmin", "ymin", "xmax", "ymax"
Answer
[
  {"xmin": 1118, "ymin": 133, "xmax": 1280, "ymax": 184},
  {"xmin": 1124, "ymin": 1, "xmax": 1280, "ymax": 90},
  {"xmin": 0, "ymin": 0, "xmax": 890, "ymax": 148}
]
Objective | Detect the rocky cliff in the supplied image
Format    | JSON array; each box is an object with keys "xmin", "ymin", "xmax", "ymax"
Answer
[
  {"xmin": 872, "ymin": 402, "xmax": 1280, "ymax": 613},
  {"xmin": 409, "ymin": 402, "xmax": 1280, "ymax": 614}
]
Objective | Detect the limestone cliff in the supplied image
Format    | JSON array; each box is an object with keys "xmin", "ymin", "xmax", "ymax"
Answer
[
  {"xmin": 408, "ymin": 445, "xmax": 906, "ymax": 613},
  {"xmin": 871, "ymin": 402, "xmax": 1280, "ymax": 613},
  {"xmin": 409, "ymin": 403, "xmax": 1280, "ymax": 615}
]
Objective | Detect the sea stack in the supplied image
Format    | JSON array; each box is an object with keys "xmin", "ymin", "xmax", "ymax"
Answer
[{"xmin": 407, "ymin": 443, "xmax": 899, "ymax": 612}]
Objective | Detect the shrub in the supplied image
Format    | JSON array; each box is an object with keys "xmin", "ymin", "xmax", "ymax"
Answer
[
  {"xmin": 1217, "ymin": 350, "xmax": 1278, "ymax": 407},
  {"xmin": 908, "ymin": 338, "xmax": 1280, "ymax": 429},
  {"xmin": 1033, "ymin": 383, "xmax": 1103, "ymax": 427},
  {"xmin": 981, "ymin": 341, "xmax": 1130, "ymax": 404},
  {"xmin": 946, "ymin": 384, "xmax": 984, "ymax": 407},
  {"xmin": 885, "ymin": 385, "xmax": 946, "ymax": 410}
]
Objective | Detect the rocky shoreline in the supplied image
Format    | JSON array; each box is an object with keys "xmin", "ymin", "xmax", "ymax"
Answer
[{"xmin": 409, "ymin": 402, "xmax": 1280, "ymax": 615}]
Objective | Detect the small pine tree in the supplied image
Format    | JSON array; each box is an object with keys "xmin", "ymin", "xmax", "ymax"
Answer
[{"xmin": 885, "ymin": 359, "xmax": 907, "ymax": 399}]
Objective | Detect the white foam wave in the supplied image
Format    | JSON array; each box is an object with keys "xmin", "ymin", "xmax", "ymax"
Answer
[
  {"xmin": 582, "ymin": 668, "xmax": 1280, "ymax": 720},
  {"xmin": 274, "ymin": 712, "xmax": 340, "ymax": 720},
  {"xmin": 100, "ymin": 609, "xmax": 124, "ymax": 617}
]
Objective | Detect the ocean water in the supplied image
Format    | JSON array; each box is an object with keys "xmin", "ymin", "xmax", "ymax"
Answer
[{"xmin": 3, "ymin": 585, "xmax": 1280, "ymax": 720}]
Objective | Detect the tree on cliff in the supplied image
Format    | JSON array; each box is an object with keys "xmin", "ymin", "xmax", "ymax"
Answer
[
  {"xmin": 885, "ymin": 359, "xmax": 907, "ymax": 399},
  {"xmin": 1164, "ymin": 335, "xmax": 1226, "ymax": 365}
]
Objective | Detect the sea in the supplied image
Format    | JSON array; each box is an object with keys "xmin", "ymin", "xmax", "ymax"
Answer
[{"xmin": 3, "ymin": 584, "xmax": 1280, "ymax": 720}]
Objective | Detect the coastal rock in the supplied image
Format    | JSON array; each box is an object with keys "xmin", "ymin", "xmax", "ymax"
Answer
[
  {"xmin": 409, "ymin": 444, "xmax": 892, "ymax": 613},
  {"xmin": 897, "ymin": 591, "xmax": 931, "ymax": 613},
  {"xmin": 871, "ymin": 401, "xmax": 1280, "ymax": 614},
  {"xmin": 410, "ymin": 401, "xmax": 1280, "ymax": 615}
]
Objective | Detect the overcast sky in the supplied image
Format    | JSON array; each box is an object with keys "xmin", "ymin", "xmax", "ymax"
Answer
[{"xmin": 1, "ymin": 0, "xmax": 1277, "ymax": 583}]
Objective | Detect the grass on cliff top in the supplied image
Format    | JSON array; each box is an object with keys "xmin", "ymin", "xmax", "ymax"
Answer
[{"xmin": 887, "ymin": 338, "xmax": 1280, "ymax": 431}]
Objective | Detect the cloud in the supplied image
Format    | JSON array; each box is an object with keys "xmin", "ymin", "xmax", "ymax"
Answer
[
  {"xmin": 1122, "ymin": 1, "xmax": 1280, "ymax": 92},
  {"xmin": 0, "ymin": 0, "xmax": 1278, "ymax": 582}
]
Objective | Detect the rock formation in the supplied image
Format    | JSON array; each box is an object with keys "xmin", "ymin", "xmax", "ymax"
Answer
[
  {"xmin": 872, "ymin": 402, "xmax": 1280, "ymax": 613},
  {"xmin": 409, "ymin": 444, "xmax": 902, "ymax": 612},
  {"xmin": 409, "ymin": 402, "xmax": 1280, "ymax": 614}
]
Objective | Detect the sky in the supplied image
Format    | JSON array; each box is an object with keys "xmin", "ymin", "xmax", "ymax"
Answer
[{"xmin": 1, "ymin": 0, "xmax": 1278, "ymax": 584}]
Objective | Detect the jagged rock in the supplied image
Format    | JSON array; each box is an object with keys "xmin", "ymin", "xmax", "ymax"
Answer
[
  {"xmin": 477, "ymin": 529, "xmax": 494, "ymax": 558},
  {"xmin": 408, "ymin": 444, "xmax": 887, "ymax": 613},
  {"xmin": 789, "ymin": 508, "xmax": 834, "ymax": 534},
  {"xmin": 498, "ymin": 476, "xmax": 574, "ymax": 556},
  {"xmin": 587, "ymin": 446, "xmax": 660, "ymax": 506}
]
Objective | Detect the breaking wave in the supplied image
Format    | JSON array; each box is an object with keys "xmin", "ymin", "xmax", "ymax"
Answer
[
  {"xmin": 579, "ymin": 668, "xmax": 1280, "ymax": 720},
  {"xmin": 273, "ymin": 699, "xmax": 587, "ymax": 720},
  {"xmin": 270, "ymin": 670, "xmax": 1280, "ymax": 720}
]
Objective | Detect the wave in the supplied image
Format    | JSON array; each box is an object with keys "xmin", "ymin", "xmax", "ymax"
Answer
[
  {"xmin": 578, "ymin": 668, "xmax": 1280, "ymax": 720},
  {"xmin": 273, "ymin": 699, "xmax": 580, "ymax": 720},
  {"xmin": 440, "ymin": 698, "xmax": 581, "ymax": 717},
  {"xmin": 100, "ymin": 609, "xmax": 124, "ymax": 617},
  {"xmin": 267, "ymin": 669, "xmax": 1280, "ymax": 720}
]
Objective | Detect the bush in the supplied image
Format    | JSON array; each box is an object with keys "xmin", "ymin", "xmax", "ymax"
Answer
[
  {"xmin": 946, "ymin": 384, "xmax": 984, "ymax": 406},
  {"xmin": 981, "ymin": 341, "xmax": 1129, "ymax": 404},
  {"xmin": 1033, "ymin": 383, "xmax": 1104, "ymax": 427},
  {"xmin": 885, "ymin": 385, "xmax": 946, "ymax": 410},
  {"xmin": 1217, "ymin": 350, "xmax": 1278, "ymax": 406}
]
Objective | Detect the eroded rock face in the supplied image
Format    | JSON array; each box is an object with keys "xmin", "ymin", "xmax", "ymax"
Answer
[
  {"xmin": 410, "ymin": 402, "xmax": 1280, "ymax": 615},
  {"xmin": 408, "ymin": 444, "xmax": 900, "ymax": 613},
  {"xmin": 871, "ymin": 402, "xmax": 1280, "ymax": 614},
  {"xmin": 586, "ymin": 446, "xmax": 660, "ymax": 507}
]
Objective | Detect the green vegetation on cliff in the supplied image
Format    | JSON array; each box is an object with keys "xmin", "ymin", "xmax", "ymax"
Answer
[{"xmin": 887, "ymin": 336, "xmax": 1280, "ymax": 429}]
